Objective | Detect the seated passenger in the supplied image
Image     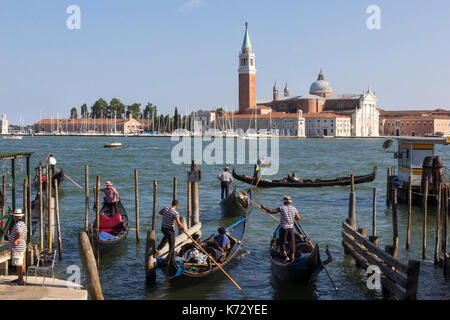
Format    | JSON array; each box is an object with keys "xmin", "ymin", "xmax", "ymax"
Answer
[
  {"xmin": 238, "ymin": 191, "xmax": 250, "ymax": 209},
  {"xmin": 203, "ymin": 227, "xmax": 230, "ymax": 262}
]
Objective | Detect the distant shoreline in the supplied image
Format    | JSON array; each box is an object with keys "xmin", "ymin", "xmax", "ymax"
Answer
[{"xmin": 1, "ymin": 133, "xmax": 394, "ymax": 139}]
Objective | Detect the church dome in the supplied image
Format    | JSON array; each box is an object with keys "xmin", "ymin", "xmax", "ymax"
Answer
[{"xmin": 309, "ymin": 69, "xmax": 332, "ymax": 94}]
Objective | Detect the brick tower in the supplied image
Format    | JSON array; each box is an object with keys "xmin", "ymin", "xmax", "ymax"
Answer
[{"xmin": 238, "ymin": 23, "xmax": 256, "ymax": 114}]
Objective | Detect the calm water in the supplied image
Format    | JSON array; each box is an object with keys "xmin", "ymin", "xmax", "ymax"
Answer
[{"xmin": 1, "ymin": 136, "xmax": 449, "ymax": 300}]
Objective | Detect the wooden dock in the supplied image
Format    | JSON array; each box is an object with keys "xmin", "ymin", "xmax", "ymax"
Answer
[{"xmin": 0, "ymin": 276, "xmax": 87, "ymax": 300}]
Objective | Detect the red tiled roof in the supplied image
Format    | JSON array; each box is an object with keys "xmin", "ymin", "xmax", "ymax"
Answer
[
  {"xmin": 304, "ymin": 113, "xmax": 350, "ymax": 119},
  {"xmin": 218, "ymin": 112, "xmax": 298, "ymax": 119}
]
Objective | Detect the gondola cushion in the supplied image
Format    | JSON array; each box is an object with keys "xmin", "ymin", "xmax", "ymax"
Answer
[{"xmin": 99, "ymin": 213, "xmax": 123, "ymax": 235}]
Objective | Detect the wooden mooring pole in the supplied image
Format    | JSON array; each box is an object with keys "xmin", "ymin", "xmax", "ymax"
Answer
[
  {"xmin": 173, "ymin": 176, "xmax": 177, "ymax": 201},
  {"xmin": 84, "ymin": 165, "xmax": 89, "ymax": 233},
  {"xmin": 191, "ymin": 161, "xmax": 199, "ymax": 227},
  {"xmin": 134, "ymin": 169, "xmax": 140, "ymax": 243},
  {"xmin": 95, "ymin": 176, "xmax": 100, "ymax": 267},
  {"xmin": 392, "ymin": 188, "xmax": 399, "ymax": 257},
  {"xmin": 55, "ymin": 179, "xmax": 63, "ymax": 260},
  {"xmin": 443, "ymin": 186, "xmax": 448, "ymax": 275},
  {"xmin": 369, "ymin": 188, "xmax": 378, "ymax": 246},
  {"xmin": 434, "ymin": 183, "xmax": 442, "ymax": 264},
  {"xmin": 386, "ymin": 167, "xmax": 391, "ymax": 206},
  {"xmin": 423, "ymin": 177, "xmax": 429, "ymax": 260},
  {"xmin": 348, "ymin": 174, "xmax": 356, "ymax": 228},
  {"xmin": 39, "ymin": 166, "xmax": 44, "ymax": 250},
  {"xmin": 146, "ymin": 180, "xmax": 158, "ymax": 284},
  {"xmin": 187, "ymin": 181, "xmax": 192, "ymax": 229},
  {"xmin": 77, "ymin": 232, "xmax": 104, "ymax": 300},
  {"xmin": 23, "ymin": 177, "xmax": 28, "ymax": 235},
  {"xmin": 406, "ymin": 175, "xmax": 413, "ymax": 249},
  {"xmin": 1, "ymin": 174, "xmax": 5, "ymax": 220},
  {"xmin": 145, "ymin": 229, "xmax": 157, "ymax": 284},
  {"xmin": 152, "ymin": 181, "xmax": 157, "ymax": 231}
]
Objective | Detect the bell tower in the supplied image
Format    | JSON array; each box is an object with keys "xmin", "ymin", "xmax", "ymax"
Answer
[{"xmin": 238, "ymin": 23, "xmax": 256, "ymax": 114}]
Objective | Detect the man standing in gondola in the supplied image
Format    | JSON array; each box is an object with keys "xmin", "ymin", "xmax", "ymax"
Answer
[
  {"xmin": 261, "ymin": 196, "xmax": 301, "ymax": 263},
  {"xmin": 97, "ymin": 180, "xmax": 120, "ymax": 214},
  {"xmin": 48, "ymin": 154, "xmax": 57, "ymax": 176},
  {"xmin": 155, "ymin": 199, "xmax": 185, "ymax": 257},
  {"xmin": 217, "ymin": 166, "xmax": 233, "ymax": 199}
]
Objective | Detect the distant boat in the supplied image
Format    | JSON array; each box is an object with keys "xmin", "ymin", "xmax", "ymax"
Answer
[
  {"xmin": 2, "ymin": 135, "xmax": 23, "ymax": 140},
  {"xmin": 104, "ymin": 142, "xmax": 122, "ymax": 148}
]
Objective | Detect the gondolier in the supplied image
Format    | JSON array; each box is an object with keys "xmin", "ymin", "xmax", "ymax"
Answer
[
  {"xmin": 9, "ymin": 209, "xmax": 27, "ymax": 286},
  {"xmin": 261, "ymin": 196, "xmax": 301, "ymax": 263},
  {"xmin": 97, "ymin": 181, "xmax": 120, "ymax": 215},
  {"xmin": 48, "ymin": 154, "xmax": 57, "ymax": 175},
  {"xmin": 155, "ymin": 199, "xmax": 185, "ymax": 257},
  {"xmin": 217, "ymin": 166, "xmax": 234, "ymax": 199}
]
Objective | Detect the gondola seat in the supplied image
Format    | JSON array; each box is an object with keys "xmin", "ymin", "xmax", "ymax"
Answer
[{"xmin": 98, "ymin": 213, "xmax": 123, "ymax": 235}]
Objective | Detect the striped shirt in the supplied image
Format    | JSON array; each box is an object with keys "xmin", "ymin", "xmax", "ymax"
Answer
[
  {"xmin": 278, "ymin": 205, "xmax": 298, "ymax": 229},
  {"xmin": 218, "ymin": 171, "xmax": 233, "ymax": 182},
  {"xmin": 8, "ymin": 220, "xmax": 27, "ymax": 252},
  {"xmin": 161, "ymin": 206, "xmax": 179, "ymax": 229}
]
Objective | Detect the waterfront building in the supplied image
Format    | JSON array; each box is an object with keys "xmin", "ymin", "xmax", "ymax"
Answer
[
  {"xmin": 257, "ymin": 71, "xmax": 380, "ymax": 137},
  {"xmin": 304, "ymin": 113, "xmax": 351, "ymax": 137},
  {"xmin": 1, "ymin": 114, "xmax": 8, "ymax": 134},
  {"xmin": 379, "ymin": 109, "xmax": 450, "ymax": 136},
  {"xmin": 216, "ymin": 110, "xmax": 305, "ymax": 137},
  {"xmin": 190, "ymin": 110, "xmax": 217, "ymax": 132},
  {"xmin": 34, "ymin": 113, "xmax": 148, "ymax": 134}
]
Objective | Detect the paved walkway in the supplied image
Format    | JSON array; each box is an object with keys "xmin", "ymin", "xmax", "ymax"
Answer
[{"xmin": 0, "ymin": 275, "xmax": 88, "ymax": 300}]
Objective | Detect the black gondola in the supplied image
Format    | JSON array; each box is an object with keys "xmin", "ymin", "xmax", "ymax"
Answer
[
  {"xmin": 33, "ymin": 167, "xmax": 65, "ymax": 190},
  {"xmin": 89, "ymin": 200, "xmax": 129, "ymax": 252},
  {"xmin": 220, "ymin": 188, "xmax": 253, "ymax": 217},
  {"xmin": 269, "ymin": 223, "xmax": 323, "ymax": 283},
  {"xmin": 157, "ymin": 215, "xmax": 247, "ymax": 283},
  {"xmin": 233, "ymin": 166, "xmax": 377, "ymax": 188}
]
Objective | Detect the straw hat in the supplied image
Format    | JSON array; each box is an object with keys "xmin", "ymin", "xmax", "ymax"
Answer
[
  {"xmin": 282, "ymin": 195, "xmax": 292, "ymax": 203},
  {"xmin": 13, "ymin": 208, "xmax": 24, "ymax": 217},
  {"xmin": 105, "ymin": 181, "xmax": 113, "ymax": 186},
  {"xmin": 224, "ymin": 166, "xmax": 230, "ymax": 171}
]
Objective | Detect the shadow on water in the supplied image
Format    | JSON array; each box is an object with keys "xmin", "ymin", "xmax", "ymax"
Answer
[{"xmin": 269, "ymin": 275, "xmax": 318, "ymax": 300}]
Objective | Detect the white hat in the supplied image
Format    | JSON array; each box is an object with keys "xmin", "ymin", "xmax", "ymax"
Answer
[{"xmin": 13, "ymin": 208, "xmax": 24, "ymax": 217}]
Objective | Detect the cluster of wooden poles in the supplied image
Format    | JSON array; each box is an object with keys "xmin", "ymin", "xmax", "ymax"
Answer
[
  {"xmin": 78, "ymin": 161, "xmax": 201, "ymax": 300},
  {"xmin": 1, "ymin": 165, "xmax": 64, "ymax": 266},
  {"xmin": 35, "ymin": 166, "xmax": 64, "ymax": 260},
  {"xmin": 386, "ymin": 173, "xmax": 449, "ymax": 274}
]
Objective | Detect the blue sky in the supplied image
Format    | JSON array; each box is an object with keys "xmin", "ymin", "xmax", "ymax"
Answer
[{"xmin": 0, "ymin": 0, "xmax": 449, "ymax": 124}]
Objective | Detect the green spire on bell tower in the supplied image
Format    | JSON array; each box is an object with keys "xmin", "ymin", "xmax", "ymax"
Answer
[{"xmin": 242, "ymin": 22, "xmax": 252, "ymax": 53}]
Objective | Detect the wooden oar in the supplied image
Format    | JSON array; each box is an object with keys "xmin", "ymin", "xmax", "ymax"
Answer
[
  {"xmin": 181, "ymin": 229, "xmax": 248, "ymax": 298},
  {"xmin": 254, "ymin": 166, "xmax": 268, "ymax": 187},
  {"xmin": 64, "ymin": 174, "xmax": 82, "ymax": 189},
  {"xmin": 234, "ymin": 189, "xmax": 280, "ymax": 222},
  {"xmin": 295, "ymin": 221, "xmax": 338, "ymax": 292},
  {"xmin": 54, "ymin": 168, "xmax": 82, "ymax": 189}
]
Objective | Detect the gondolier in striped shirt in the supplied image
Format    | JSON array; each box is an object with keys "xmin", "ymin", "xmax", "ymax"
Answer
[
  {"xmin": 9, "ymin": 209, "xmax": 28, "ymax": 286},
  {"xmin": 155, "ymin": 199, "xmax": 185, "ymax": 257},
  {"xmin": 217, "ymin": 166, "xmax": 234, "ymax": 199},
  {"xmin": 261, "ymin": 196, "xmax": 301, "ymax": 263}
]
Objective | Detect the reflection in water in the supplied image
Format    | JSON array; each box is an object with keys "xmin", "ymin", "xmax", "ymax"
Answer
[{"xmin": 270, "ymin": 275, "xmax": 318, "ymax": 300}]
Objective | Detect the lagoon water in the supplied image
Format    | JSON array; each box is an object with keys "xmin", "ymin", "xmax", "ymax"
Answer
[{"xmin": 1, "ymin": 136, "xmax": 449, "ymax": 300}]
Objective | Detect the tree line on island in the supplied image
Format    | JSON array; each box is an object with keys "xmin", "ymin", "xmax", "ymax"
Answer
[{"xmin": 69, "ymin": 98, "xmax": 188, "ymax": 132}]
